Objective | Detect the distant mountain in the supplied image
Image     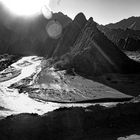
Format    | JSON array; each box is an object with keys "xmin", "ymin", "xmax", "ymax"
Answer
[
  {"xmin": 99, "ymin": 22, "xmax": 140, "ymax": 51},
  {"xmin": 98, "ymin": 26, "xmax": 140, "ymax": 44},
  {"xmin": 106, "ymin": 16, "xmax": 140, "ymax": 30}
]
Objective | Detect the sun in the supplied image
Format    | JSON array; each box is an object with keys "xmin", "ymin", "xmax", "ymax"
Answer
[{"xmin": 1, "ymin": 0, "xmax": 50, "ymax": 17}]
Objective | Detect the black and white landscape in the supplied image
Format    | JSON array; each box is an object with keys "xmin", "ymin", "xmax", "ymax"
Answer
[{"xmin": 0, "ymin": 0, "xmax": 140, "ymax": 140}]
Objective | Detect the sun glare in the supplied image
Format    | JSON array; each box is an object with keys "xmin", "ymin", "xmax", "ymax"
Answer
[{"xmin": 1, "ymin": 0, "xmax": 50, "ymax": 17}]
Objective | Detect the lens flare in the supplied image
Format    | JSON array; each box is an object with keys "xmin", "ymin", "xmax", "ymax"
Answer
[
  {"xmin": 46, "ymin": 20, "xmax": 62, "ymax": 39},
  {"xmin": 42, "ymin": 5, "xmax": 52, "ymax": 19}
]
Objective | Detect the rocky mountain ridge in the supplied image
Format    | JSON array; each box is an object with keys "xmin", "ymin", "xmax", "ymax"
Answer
[
  {"xmin": 99, "ymin": 16, "xmax": 140, "ymax": 51},
  {"xmin": 99, "ymin": 24, "xmax": 140, "ymax": 51},
  {"xmin": 106, "ymin": 16, "xmax": 140, "ymax": 30}
]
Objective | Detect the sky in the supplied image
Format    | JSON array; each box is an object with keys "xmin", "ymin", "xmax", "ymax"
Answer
[{"xmin": 49, "ymin": 0, "xmax": 140, "ymax": 25}]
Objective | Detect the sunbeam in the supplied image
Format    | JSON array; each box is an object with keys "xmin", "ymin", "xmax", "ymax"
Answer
[{"xmin": 0, "ymin": 0, "xmax": 51, "ymax": 17}]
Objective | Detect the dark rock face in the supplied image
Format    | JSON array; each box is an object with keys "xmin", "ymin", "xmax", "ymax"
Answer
[
  {"xmin": 106, "ymin": 16, "xmax": 140, "ymax": 30},
  {"xmin": 67, "ymin": 18, "xmax": 140, "ymax": 76}
]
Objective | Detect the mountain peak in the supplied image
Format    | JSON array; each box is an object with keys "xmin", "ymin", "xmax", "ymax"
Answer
[
  {"xmin": 74, "ymin": 12, "xmax": 86, "ymax": 20},
  {"xmin": 88, "ymin": 17, "xmax": 97, "ymax": 25},
  {"xmin": 88, "ymin": 17, "xmax": 93, "ymax": 21},
  {"xmin": 74, "ymin": 12, "xmax": 87, "ymax": 27}
]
